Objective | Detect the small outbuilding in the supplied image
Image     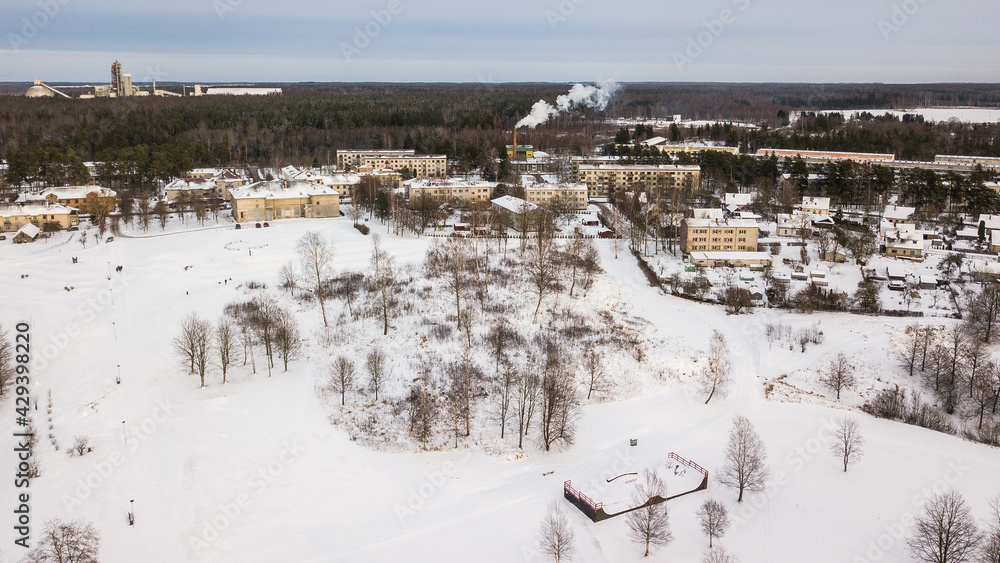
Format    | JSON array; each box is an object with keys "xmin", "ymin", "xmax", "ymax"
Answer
[{"xmin": 12, "ymin": 223, "xmax": 40, "ymax": 244}]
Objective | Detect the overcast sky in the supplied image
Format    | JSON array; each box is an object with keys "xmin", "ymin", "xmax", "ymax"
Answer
[{"xmin": 2, "ymin": 0, "xmax": 998, "ymax": 83}]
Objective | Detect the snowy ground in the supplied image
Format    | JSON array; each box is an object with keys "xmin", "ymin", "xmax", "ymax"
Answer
[{"xmin": 2, "ymin": 213, "xmax": 999, "ymax": 563}]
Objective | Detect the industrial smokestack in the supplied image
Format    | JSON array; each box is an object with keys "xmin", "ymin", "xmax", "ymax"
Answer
[{"xmin": 513, "ymin": 128, "xmax": 518, "ymax": 162}]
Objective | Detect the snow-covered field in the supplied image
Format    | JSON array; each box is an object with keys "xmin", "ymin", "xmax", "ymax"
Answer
[{"xmin": 2, "ymin": 215, "xmax": 999, "ymax": 562}]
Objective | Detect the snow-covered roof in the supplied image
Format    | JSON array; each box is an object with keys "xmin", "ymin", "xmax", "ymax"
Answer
[
  {"xmin": 992, "ymin": 230, "xmax": 1000, "ymax": 248},
  {"xmin": 739, "ymin": 211, "xmax": 762, "ymax": 220},
  {"xmin": 693, "ymin": 208, "xmax": 724, "ymax": 220},
  {"xmin": 228, "ymin": 181, "xmax": 340, "ymax": 200},
  {"xmin": 640, "ymin": 136, "xmax": 667, "ymax": 147},
  {"xmin": 725, "ymin": 193, "xmax": 753, "ymax": 207},
  {"xmin": 0, "ymin": 201, "xmax": 77, "ymax": 218},
  {"xmin": 491, "ymin": 195, "xmax": 537, "ymax": 213},
  {"xmin": 165, "ymin": 178, "xmax": 216, "ymax": 191},
  {"xmin": 525, "ymin": 183, "xmax": 587, "ymax": 192},
  {"xmin": 14, "ymin": 223, "xmax": 40, "ymax": 238},
  {"xmin": 689, "ymin": 251, "xmax": 772, "ymax": 262},
  {"xmin": 976, "ymin": 214, "xmax": 1000, "ymax": 232},
  {"xmin": 801, "ymin": 196, "xmax": 831, "ymax": 210},
  {"xmin": 884, "ymin": 205, "xmax": 915, "ymax": 221},
  {"xmin": 36, "ymin": 186, "xmax": 116, "ymax": 199},
  {"xmin": 685, "ymin": 216, "xmax": 758, "ymax": 229},
  {"xmin": 578, "ymin": 164, "xmax": 701, "ymax": 172}
]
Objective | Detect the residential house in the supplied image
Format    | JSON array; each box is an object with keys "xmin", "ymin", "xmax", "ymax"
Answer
[
  {"xmin": 524, "ymin": 183, "xmax": 589, "ymax": 211},
  {"xmin": 228, "ymin": 181, "xmax": 341, "ymax": 222},
  {"xmin": 799, "ymin": 196, "xmax": 831, "ymax": 216},
  {"xmin": 492, "ymin": 195, "xmax": 540, "ymax": 232},
  {"xmin": 407, "ymin": 178, "xmax": 493, "ymax": 204},
  {"xmin": 12, "ymin": 223, "xmax": 41, "ymax": 243},
  {"xmin": 883, "ymin": 205, "xmax": 916, "ymax": 226},
  {"xmin": 0, "ymin": 201, "xmax": 79, "ymax": 232},
  {"xmin": 576, "ymin": 164, "xmax": 701, "ymax": 200},
  {"xmin": 33, "ymin": 186, "xmax": 117, "ymax": 215}
]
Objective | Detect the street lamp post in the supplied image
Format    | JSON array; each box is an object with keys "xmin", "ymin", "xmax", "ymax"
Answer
[
  {"xmin": 129, "ymin": 499, "xmax": 135, "ymax": 526},
  {"xmin": 116, "ymin": 364, "xmax": 121, "ymax": 385},
  {"xmin": 122, "ymin": 420, "xmax": 126, "ymax": 445}
]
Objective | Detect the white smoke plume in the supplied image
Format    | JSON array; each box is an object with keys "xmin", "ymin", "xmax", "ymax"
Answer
[{"xmin": 515, "ymin": 81, "xmax": 621, "ymax": 129}]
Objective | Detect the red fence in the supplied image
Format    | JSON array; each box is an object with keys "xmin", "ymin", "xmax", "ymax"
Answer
[
  {"xmin": 563, "ymin": 480, "xmax": 603, "ymax": 512},
  {"xmin": 668, "ymin": 452, "xmax": 708, "ymax": 477}
]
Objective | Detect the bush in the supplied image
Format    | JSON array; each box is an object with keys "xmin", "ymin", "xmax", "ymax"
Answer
[
  {"xmin": 355, "ymin": 223, "xmax": 370, "ymax": 235},
  {"xmin": 861, "ymin": 386, "xmax": 954, "ymax": 435}
]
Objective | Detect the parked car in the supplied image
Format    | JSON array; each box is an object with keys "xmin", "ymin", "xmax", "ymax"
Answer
[
  {"xmin": 235, "ymin": 223, "xmax": 242, "ymax": 230},
  {"xmin": 263, "ymin": 222, "xmax": 270, "ymax": 228},
  {"xmin": 888, "ymin": 280, "xmax": 907, "ymax": 291},
  {"xmin": 255, "ymin": 222, "xmax": 262, "ymax": 228},
  {"xmin": 67, "ymin": 226, "xmax": 79, "ymax": 232},
  {"xmin": 105, "ymin": 236, "xmax": 114, "ymax": 243},
  {"xmin": 0, "ymin": 235, "xmax": 6, "ymax": 241}
]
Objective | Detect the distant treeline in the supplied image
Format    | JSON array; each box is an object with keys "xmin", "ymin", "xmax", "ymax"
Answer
[{"xmin": 3, "ymin": 83, "xmax": 1000, "ymax": 189}]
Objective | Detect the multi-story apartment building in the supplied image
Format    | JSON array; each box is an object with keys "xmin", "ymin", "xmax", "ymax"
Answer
[
  {"xmin": 680, "ymin": 212, "xmax": 759, "ymax": 253},
  {"xmin": 576, "ymin": 164, "xmax": 701, "ymax": 199},
  {"xmin": 361, "ymin": 154, "xmax": 447, "ymax": 177},
  {"xmin": 407, "ymin": 179, "xmax": 493, "ymax": 204},
  {"xmin": 336, "ymin": 149, "xmax": 415, "ymax": 170},
  {"xmin": 523, "ymin": 183, "xmax": 589, "ymax": 211}
]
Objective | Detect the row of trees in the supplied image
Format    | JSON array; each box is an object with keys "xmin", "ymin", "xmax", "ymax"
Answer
[{"xmin": 173, "ymin": 295, "xmax": 301, "ymax": 385}]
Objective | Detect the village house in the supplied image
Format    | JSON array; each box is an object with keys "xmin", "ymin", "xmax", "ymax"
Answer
[
  {"xmin": 228, "ymin": 181, "xmax": 341, "ymax": 222},
  {"xmin": 883, "ymin": 205, "xmax": 916, "ymax": 226},
  {"xmin": 33, "ymin": 186, "xmax": 117, "ymax": 215},
  {"xmin": 164, "ymin": 178, "xmax": 220, "ymax": 201},
  {"xmin": 776, "ymin": 212, "xmax": 812, "ymax": 238},
  {"xmin": 0, "ymin": 201, "xmax": 79, "ymax": 232},
  {"xmin": 12, "ymin": 223, "xmax": 41, "ymax": 244},
  {"xmin": 799, "ymin": 196, "xmax": 831, "ymax": 216},
  {"xmin": 492, "ymin": 195, "xmax": 541, "ymax": 232}
]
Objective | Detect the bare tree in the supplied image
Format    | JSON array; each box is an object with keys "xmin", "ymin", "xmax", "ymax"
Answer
[
  {"xmin": 515, "ymin": 371, "xmax": 540, "ymax": 449},
  {"xmin": 333, "ymin": 272, "xmax": 364, "ymax": 319},
  {"xmin": 697, "ymin": 499, "xmax": 731, "ymax": 548},
  {"xmin": 982, "ymin": 495, "xmax": 1000, "ymax": 563},
  {"xmin": 908, "ymin": 490, "xmax": 982, "ymax": 563},
  {"xmin": 251, "ymin": 297, "xmax": 281, "ymax": 377},
  {"xmin": 625, "ymin": 470, "xmax": 673, "ymax": 557},
  {"xmin": 369, "ymin": 234, "xmax": 398, "ymax": 336},
  {"xmin": 297, "ymin": 231, "xmax": 335, "ymax": 327},
  {"xmin": 900, "ymin": 324, "xmax": 922, "ymax": 377},
  {"xmin": 426, "ymin": 238, "xmax": 472, "ymax": 331},
  {"xmin": 274, "ymin": 309, "xmax": 301, "ymax": 372},
  {"xmin": 366, "ymin": 347, "xmax": 388, "ymax": 401},
  {"xmin": 719, "ymin": 415, "xmax": 769, "ymax": 503},
  {"xmin": 538, "ymin": 500, "xmax": 575, "ymax": 563},
  {"xmin": 328, "ymin": 356, "xmax": 356, "ymax": 407},
  {"xmin": 278, "ymin": 261, "xmax": 297, "ymax": 296},
  {"xmin": 702, "ymin": 546, "xmax": 740, "ymax": 563},
  {"xmin": 486, "ymin": 318, "xmax": 523, "ymax": 373},
  {"xmin": 173, "ymin": 313, "xmax": 212, "ymax": 387},
  {"xmin": 700, "ymin": 331, "xmax": 732, "ymax": 405},
  {"xmin": 525, "ymin": 229, "xmax": 563, "ymax": 323},
  {"xmin": 22, "ymin": 518, "xmax": 100, "ymax": 563},
  {"xmin": 78, "ymin": 230, "xmax": 88, "ymax": 248},
  {"xmin": 407, "ymin": 382, "xmax": 437, "ymax": 450},
  {"xmin": 537, "ymin": 345, "xmax": 580, "ymax": 452},
  {"xmin": 154, "ymin": 200, "xmax": 169, "ymax": 230},
  {"xmin": 71, "ymin": 436, "xmax": 90, "ymax": 456},
  {"xmin": 831, "ymin": 417, "xmax": 864, "ymax": 472},
  {"xmin": 215, "ymin": 317, "xmax": 238, "ymax": 384},
  {"xmin": 446, "ymin": 361, "xmax": 470, "ymax": 448},
  {"xmin": 493, "ymin": 359, "xmax": 516, "ymax": 439},
  {"xmin": 822, "ymin": 352, "xmax": 856, "ymax": 400},
  {"xmin": 579, "ymin": 245, "xmax": 601, "ymax": 296},
  {"xmin": 584, "ymin": 350, "xmax": 607, "ymax": 400},
  {"xmin": 0, "ymin": 323, "xmax": 12, "ymax": 397}
]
